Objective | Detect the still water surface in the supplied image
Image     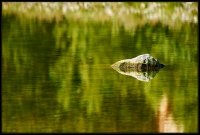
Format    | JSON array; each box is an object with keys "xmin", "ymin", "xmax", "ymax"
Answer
[{"xmin": 2, "ymin": 14, "xmax": 198, "ymax": 133}]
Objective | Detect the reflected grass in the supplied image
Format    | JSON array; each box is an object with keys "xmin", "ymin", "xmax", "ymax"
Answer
[{"xmin": 2, "ymin": 4, "xmax": 198, "ymax": 132}]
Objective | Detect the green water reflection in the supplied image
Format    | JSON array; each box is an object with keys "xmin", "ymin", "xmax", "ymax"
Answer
[{"xmin": 2, "ymin": 14, "xmax": 198, "ymax": 133}]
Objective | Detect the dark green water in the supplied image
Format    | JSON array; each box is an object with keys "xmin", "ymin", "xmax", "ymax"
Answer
[{"xmin": 2, "ymin": 14, "xmax": 198, "ymax": 133}]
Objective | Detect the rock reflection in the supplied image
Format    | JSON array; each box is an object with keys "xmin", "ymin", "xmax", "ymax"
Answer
[
  {"xmin": 111, "ymin": 65, "xmax": 160, "ymax": 82},
  {"xmin": 111, "ymin": 54, "xmax": 164, "ymax": 82}
]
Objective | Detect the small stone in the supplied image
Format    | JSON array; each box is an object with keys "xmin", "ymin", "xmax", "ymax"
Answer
[{"xmin": 111, "ymin": 54, "xmax": 165, "ymax": 82}]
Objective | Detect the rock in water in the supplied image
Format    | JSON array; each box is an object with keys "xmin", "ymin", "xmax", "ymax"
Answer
[{"xmin": 111, "ymin": 54, "xmax": 165, "ymax": 82}]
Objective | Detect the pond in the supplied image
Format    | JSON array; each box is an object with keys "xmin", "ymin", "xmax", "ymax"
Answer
[{"xmin": 2, "ymin": 13, "xmax": 198, "ymax": 133}]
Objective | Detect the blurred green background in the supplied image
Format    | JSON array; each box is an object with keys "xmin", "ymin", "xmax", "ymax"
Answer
[{"xmin": 2, "ymin": 2, "xmax": 198, "ymax": 133}]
